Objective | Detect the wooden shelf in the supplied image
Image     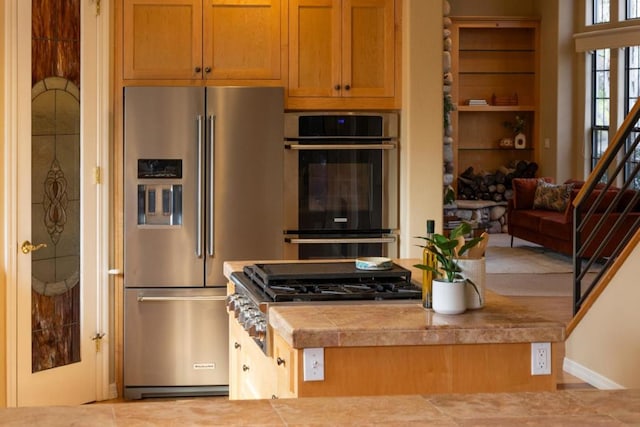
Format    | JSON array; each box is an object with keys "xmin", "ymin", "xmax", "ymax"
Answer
[
  {"xmin": 458, "ymin": 147, "xmax": 533, "ymax": 151},
  {"xmin": 451, "ymin": 17, "xmax": 540, "ymax": 189},
  {"xmin": 457, "ymin": 105, "xmax": 536, "ymax": 112}
]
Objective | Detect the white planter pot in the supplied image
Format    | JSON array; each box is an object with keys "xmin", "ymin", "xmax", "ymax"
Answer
[
  {"xmin": 432, "ymin": 279, "xmax": 467, "ymax": 315},
  {"xmin": 457, "ymin": 258, "xmax": 485, "ymax": 309}
]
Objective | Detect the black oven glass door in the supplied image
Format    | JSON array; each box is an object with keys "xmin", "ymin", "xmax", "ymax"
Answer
[{"xmin": 298, "ymin": 148, "xmax": 383, "ymax": 232}]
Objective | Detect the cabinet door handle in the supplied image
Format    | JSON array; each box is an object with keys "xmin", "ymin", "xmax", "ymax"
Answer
[
  {"xmin": 334, "ymin": 84, "xmax": 341, "ymax": 90},
  {"xmin": 204, "ymin": 67, "xmax": 212, "ymax": 73},
  {"xmin": 276, "ymin": 357, "xmax": 286, "ymax": 366},
  {"xmin": 344, "ymin": 84, "xmax": 351, "ymax": 91},
  {"xmin": 234, "ymin": 342, "xmax": 241, "ymax": 350},
  {"xmin": 242, "ymin": 364, "xmax": 250, "ymax": 372},
  {"xmin": 194, "ymin": 66, "xmax": 201, "ymax": 73}
]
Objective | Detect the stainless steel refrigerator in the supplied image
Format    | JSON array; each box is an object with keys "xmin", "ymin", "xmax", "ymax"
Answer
[{"xmin": 123, "ymin": 86, "xmax": 284, "ymax": 399}]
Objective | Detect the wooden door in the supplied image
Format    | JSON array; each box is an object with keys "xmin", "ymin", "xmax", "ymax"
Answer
[
  {"xmin": 123, "ymin": 0, "xmax": 203, "ymax": 80},
  {"xmin": 203, "ymin": 0, "xmax": 284, "ymax": 82},
  {"xmin": 342, "ymin": 0, "xmax": 395, "ymax": 98},
  {"xmin": 5, "ymin": 0, "xmax": 109, "ymax": 406},
  {"xmin": 288, "ymin": 0, "xmax": 341, "ymax": 97}
]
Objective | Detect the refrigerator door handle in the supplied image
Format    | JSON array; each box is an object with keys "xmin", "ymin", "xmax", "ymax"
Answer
[
  {"xmin": 136, "ymin": 295, "xmax": 227, "ymax": 302},
  {"xmin": 207, "ymin": 115, "xmax": 216, "ymax": 257},
  {"xmin": 196, "ymin": 115, "xmax": 203, "ymax": 258}
]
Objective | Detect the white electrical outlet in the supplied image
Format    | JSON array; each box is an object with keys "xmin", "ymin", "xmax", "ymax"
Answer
[
  {"xmin": 531, "ymin": 342, "xmax": 551, "ymax": 375},
  {"xmin": 303, "ymin": 348, "xmax": 324, "ymax": 381}
]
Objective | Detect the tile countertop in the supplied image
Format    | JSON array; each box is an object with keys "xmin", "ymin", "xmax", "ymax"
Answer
[
  {"xmin": 223, "ymin": 259, "xmax": 565, "ymax": 349},
  {"xmin": 2, "ymin": 390, "xmax": 639, "ymax": 425}
]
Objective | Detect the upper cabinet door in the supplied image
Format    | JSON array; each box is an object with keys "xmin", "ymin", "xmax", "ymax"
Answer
[
  {"xmin": 123, "ymin": 0, "xmax": 204, "ymax": 80},
  {"xmin": 203, "ymin": 0, "xmax": 284, "ymax": 81},
  {"xmin": 288, "ymin": 0, "xmax": 342, "ymax": 97},
  {"xmin": 342, "ymin": 0, "xmax": 395, "ymax": 98},
  {"xmin": 287, "ymin": 0, "xmax": 399, "ymax": 109}
]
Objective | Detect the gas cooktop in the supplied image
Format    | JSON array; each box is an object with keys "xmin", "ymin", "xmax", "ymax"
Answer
[{"xmin": 233, "ymin": 261, "xmax": 421, "ymax": 302}]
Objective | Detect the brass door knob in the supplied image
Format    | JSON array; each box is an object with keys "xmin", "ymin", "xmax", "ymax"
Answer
[{"xmin": 21, "ymin": 240, "xmax": 47, "ymax": 254}]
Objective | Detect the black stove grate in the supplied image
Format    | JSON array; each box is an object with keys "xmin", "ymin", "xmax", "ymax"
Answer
[{"xmin": 241, "ymin": 262, "xmax": 421, "ymax": 302}]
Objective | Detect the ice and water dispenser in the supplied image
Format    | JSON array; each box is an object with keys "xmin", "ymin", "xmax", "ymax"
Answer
[{"xmin": 136, "ymin": 159, "xmax": 183, "ymax": 226}]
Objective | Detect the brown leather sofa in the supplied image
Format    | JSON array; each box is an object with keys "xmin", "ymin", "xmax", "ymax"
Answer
[{"xmin": 507, "ymin": 178, "xmax": 640, "ymax": 257}]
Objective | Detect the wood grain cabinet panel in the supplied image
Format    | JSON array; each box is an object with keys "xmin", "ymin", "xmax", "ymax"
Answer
[
  {"xmin": 287, "ymin": 0, "xmax": 399, "ymax": 109},
  {"xmin": 273, "ymin": 332, "xmax": 297, "ymax": 398},
  {"xmin": 123, "ymin": 0, "xmax": 203, "ymax": 80},
  {"xmin": 204, "ymin": 0, "xmax": 283, "ymax": 81},
  {"xmin": 228, "ymin": 313, "xmax": 277, "ymax": 400},
  {"xmin": 122, "ymin": 0, "xmax": 285, "ymax": 84}
]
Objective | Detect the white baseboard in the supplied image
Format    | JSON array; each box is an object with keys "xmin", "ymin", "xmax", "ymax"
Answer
[{"xmin": 563, "ymin": 357, "xmax": 625, "ymax": 390}]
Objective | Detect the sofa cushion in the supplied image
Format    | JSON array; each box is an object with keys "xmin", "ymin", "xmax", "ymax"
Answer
[
  {"xmin": 509, "ymin": 209, "xmax": 552, "ymax": 230},
  {"xmin": 618, "ymin": 189, "xmax": 640, "ymax": 212},
  {"xmin": 533, "ymin": 180, "xmax": 573, "ymax": 212},
  {"xmin": 580, "ymin": 189, "xmax": 620, "ymax": 213},
  {"xmin": 539, "ymin": 215, "xmax": 572, "ymax": 239},
  {"xmin": 512, "ymin": 177, "xmax": 552, "ymax": 210}
]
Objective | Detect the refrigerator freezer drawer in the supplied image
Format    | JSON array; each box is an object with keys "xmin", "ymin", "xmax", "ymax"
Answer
[{"xmin": 124, "ymin": 288, "xmax": 229, "ymax": 393}]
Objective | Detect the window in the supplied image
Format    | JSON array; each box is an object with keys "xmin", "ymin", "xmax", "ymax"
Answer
[
  {"xmin": 627, "ymin": 0, "xmax": 640, "ymax": 18},
  {"xmin": 581, "ymin": 0, "xmax": 640, "ymax": 183},
  {"xmin": 592, "ymin": 49, "xmax": 611, "ymax": 169},
  {"xmin": 624, "ymin": 46, "xmax": 640, "ymax": 188},
  {"xmin": 593, "ymin": 0, "xmax": 611, "ymax": 23}
]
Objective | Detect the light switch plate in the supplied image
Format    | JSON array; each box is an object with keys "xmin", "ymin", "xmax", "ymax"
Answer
[{"xmin": 303, "ymin": 348, "xmax": 324, "ymax": 381}]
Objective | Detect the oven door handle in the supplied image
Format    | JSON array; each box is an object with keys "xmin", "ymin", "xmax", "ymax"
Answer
[
  {"xmin": 285, "ymin": 143, "xmax": 396, "ymax": 150},
  {"xmin": 285, "ymin": 236, "xmax": 397, "ymax": 244},
  {"xmin": 137, "ymin": 296, "xmax": 227, "ymax": 302}
]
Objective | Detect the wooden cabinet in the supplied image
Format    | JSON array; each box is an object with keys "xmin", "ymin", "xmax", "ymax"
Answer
[
  {"xmin": 229, "ymin": 325, "xmax": 556, "ymax": 400},
  {"xmin": 287, "ymin": 0, "xmax": 400, "ymax": 109},
  {"xmin": 228, "ymin": 313, "xmax": 277, "ymax": 400},
  {"xmin": 231, "ymin": 330, "xmax": 557, "ymax": 399},
  {"xmin": 273, "ymin": 331, "xmax": 297, "ymax": 398},
  {"xmin": 451, "ymin": 18, "xmax": 540, "ymax": 191},
  {"xmin": 122, "ymin": 0, "xmax": 286, "ymax": 84}
]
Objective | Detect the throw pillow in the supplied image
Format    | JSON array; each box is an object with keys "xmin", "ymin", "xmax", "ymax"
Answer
[
  {"xmin": 533, "ymin": 180, "xmax": 573, "ymax": 212},
  {"xmin": 512, "ymin": 177, "xmax": 553, "ymax": 209}
]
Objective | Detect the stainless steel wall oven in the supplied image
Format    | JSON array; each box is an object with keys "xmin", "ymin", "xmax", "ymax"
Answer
[{"xmin": 283, "ymin": 112, "xmax": 399, "ymax": 259}]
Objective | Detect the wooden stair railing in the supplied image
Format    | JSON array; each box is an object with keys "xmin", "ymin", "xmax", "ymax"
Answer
[{"xmin": 572, "ymin": 99, "xmax": 640, "ymax": 319}]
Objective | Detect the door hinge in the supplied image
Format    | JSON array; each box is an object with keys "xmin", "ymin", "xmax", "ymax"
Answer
[
  {"xmin": 94, "ymin": 0, "xmax": 101, "ymax": 16},
  {"xmin": 94, "ymin": 166, "xmax": 101, "ymax": 184},
  {"xmin": 91, "ymin": 333, "xmax": 106, "ymax": 352}
]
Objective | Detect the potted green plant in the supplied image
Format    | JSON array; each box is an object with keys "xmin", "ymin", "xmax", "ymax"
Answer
[{"xmin": 414, "ymin": 222, "xmax": 484, "ymax": 314}]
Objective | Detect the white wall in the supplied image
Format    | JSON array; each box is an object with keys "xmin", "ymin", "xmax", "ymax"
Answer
[
  {"xmin": 565, "ymin": 238, "xmax": 640, "ymax": 388},
  {"xmin": 399, "ymin": 0, "xmax": 444, "ymax": 258}
]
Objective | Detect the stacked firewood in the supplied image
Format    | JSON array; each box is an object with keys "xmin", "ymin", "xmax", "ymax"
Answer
[{"xmin": 457, "ymin": 160, "xmax": 538, "ymax": 201}]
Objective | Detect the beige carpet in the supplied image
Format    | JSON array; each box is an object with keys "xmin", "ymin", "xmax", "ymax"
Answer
[
  {"xmin": 485, "ymin": 247, "xmax": 574, "ymax": 274},
  {"xmin": 485, "ymin": 273, "xmax": 574, "ymax": 296},
  {"xmin": 484, "ymin": 234, "xmax": 576, "ymax": 296}
]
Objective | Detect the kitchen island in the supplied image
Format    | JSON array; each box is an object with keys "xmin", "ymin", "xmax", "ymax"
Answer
[{"xmin": 224, "ymin": 259, "xmax": 565, "ymax": 399}]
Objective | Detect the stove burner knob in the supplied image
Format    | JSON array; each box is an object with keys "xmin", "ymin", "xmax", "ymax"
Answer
[
  {"xmin": 226, "ymin": 294, "xmax": 240, "ymax": 311},
  {"xmin": 234, "ymin": 298, "xmax": 251, "ymax": 318},
  {"xmin": 250, "ymin": 319, "xmax": 267, "ymax": 339}
]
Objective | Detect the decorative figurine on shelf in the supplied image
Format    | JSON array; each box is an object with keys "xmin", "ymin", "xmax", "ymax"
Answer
[{"xmin": 503, "ymin": 115, "xmax": 527, "ymax": 149}]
